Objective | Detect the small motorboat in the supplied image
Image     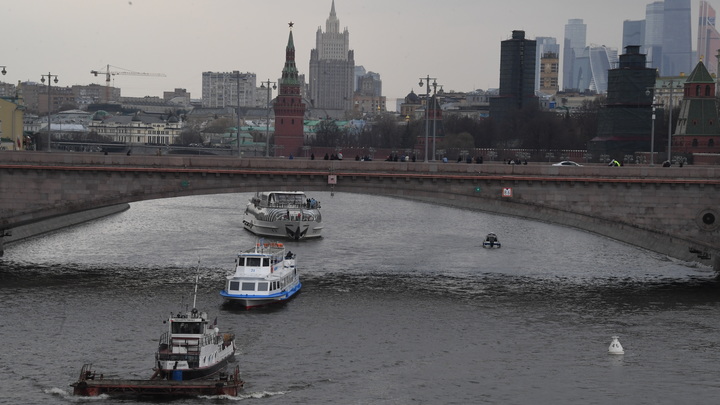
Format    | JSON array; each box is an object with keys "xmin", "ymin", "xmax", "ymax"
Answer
[{"xmin": 482, "ymin": 233, "xmax": 501, "ymax": 248}]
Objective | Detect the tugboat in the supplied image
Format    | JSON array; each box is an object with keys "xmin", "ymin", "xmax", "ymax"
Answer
[
  {"xmin": 220, "ymin": 241, "xmax": 301, "ymax": 309},
  {"xmin": 482, "ymin": 233, "xmax": 501, "ymax": 248},
  {"xmin": 71, "ymin": 263, "xmax": 241, "ymax": 398},
  {"xmin": 153, "ymin": 265, "xmax": 236, "ymax": 381},
  {"xmin": 242, "ymin": 191, "xmax": 322, "ymax": 240}
]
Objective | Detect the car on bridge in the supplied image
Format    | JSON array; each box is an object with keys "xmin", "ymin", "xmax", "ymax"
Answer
[{"xmin": 552, "ymin": 161, "xmax": 583, "ymax": 167}]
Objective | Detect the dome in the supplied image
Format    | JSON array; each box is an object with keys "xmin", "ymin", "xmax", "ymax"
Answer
[{"xmin": 405, "ymin": 90, "xmax": 420, "ymax": 104}]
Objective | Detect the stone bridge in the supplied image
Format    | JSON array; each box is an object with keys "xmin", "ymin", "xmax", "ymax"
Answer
[{"xmin": 1, "ymin": 152, "xmax": 719, "ymax": 270}]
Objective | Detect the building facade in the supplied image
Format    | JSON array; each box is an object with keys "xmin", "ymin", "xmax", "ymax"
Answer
[
  {"xmin": 535, "ymin": 37, "xmax": 559, "ymax": 94},
  {"xmin": 201, "ymin": 71, "xmax": 257, "ymax": 108},
  {"xmin": 88, "ymin": 112, "xmax": 182, "ymax": 145},
  {"xmin": 308, "ymin": 0, "xmax": 355, "ymax": 114},
  {"xmin": 490, "ymin": 30, "xmax": 538, "ymax": 123},
  {"xmin": 273, "ymin": 26, "xmax": 306, "ymax": 157},
  {"xmin": 623, "ymin": 19, "xmax": 646, "ymax": 52}
]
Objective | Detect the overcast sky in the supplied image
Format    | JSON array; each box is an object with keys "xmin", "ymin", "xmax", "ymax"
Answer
[{"xmin": 0, "ymin": 0, "xmax": 706, "ymax": 104}]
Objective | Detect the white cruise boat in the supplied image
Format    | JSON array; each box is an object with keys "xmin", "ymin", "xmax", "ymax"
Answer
[
  {"xmin": 242, "ymin": 191, "xmax": 322, "ymax": 240},
  {"xmin": 153, "ymin": 269, "xmax": 236, "ymax": 381},
  {"xmin": 220, "ymin": 242, "xmax": 302, "ymax": 309}
]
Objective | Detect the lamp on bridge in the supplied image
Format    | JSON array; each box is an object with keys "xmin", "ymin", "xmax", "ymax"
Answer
[
  {"xmin": 40, "ymin": 73, "xmax": 59, "ymax": 153},
  {"xmin": 1, "ymin": 66, "xmax": 6, "ymax": 75},
  {"xmin": 645, "ymin": 87, "xmax": 657, "ymax": 166},
  {"xmin": 418, "ymin": 75, "xmax": 437, "ymax": 163},
  {"xmin": 260, "ymin": 79, "xmax": 276, "ymax": 157}
]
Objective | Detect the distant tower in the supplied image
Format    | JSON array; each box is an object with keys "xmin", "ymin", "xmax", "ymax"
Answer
[
  {"xmin": 489, "ymin": 30, "xmax": 538, "ymax": 123},
  {"xmin": 697, "ymin": 1, "xmax": 720, "ymax": 77},
  {"xmin": 535, "ymin": 36, "xmax": 559, "ymax": 94},
  {"xmin": 589, "ymin": 46, "xmax": 657, "ymax": 159},
  {"xmin": 309, "ymin": 0, "xmax": 355, "ymax": 115},
  {"xmin": 645, "ymin": 1, "xmax": 664, "ymax": 72},
  {"xmin": 673, "ymin": 60, "xmax": 720, "ymax": 155},
  {"xmin": 662, "ymin": 0, "xmax": 692, "ymax": 76},
  {"xmin": 273, "ymin": 23, "xmax": 306, "ymax": 157},
  {"xmin": 563, "ymin": 19, "xmax": 587, "ymax": 91}
]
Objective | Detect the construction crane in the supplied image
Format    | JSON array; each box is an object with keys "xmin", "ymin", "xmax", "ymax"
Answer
[{"xmin": 90, "ymin": 64, "xmax": 166, "ymax": 101}]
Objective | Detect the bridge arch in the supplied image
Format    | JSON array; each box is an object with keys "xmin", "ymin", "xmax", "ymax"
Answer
[{"xmin": 1, "ymin": 152, "xmax": 719, "ymax": 270}]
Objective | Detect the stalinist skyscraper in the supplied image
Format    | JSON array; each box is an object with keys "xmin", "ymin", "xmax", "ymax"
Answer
[{"xmin": 309, "ymin": 1, "xmax": 355, "ymax": 115}]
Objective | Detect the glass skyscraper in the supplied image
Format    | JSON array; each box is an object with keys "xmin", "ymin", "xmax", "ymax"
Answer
[{"xmin": 661, "ymin": 0, "xmax": 692, "ymax": 76}]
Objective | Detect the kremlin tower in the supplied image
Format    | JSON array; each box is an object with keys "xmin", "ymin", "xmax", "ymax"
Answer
[{"xmin": 272, "ymin": 23, "xmax": 306, "ymax": 157}]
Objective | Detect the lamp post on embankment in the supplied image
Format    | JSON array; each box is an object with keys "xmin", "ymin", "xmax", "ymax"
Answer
[{"xmin": 40, "ymin": 73, "xmax": 59, "ymax": 152}]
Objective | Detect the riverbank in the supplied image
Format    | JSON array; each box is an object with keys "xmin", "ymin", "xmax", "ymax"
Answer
[{"xmin": 1, "ymin": 203, "xmax": 130, "ymax": 250}]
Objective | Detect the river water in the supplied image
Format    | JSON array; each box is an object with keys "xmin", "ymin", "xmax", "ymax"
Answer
[{"xmin": 1, "ymin": 192, "xmax": 719, "ymax": 404}]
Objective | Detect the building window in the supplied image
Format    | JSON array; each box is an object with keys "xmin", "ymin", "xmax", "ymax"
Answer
[
  {"xmin": 692, "ymin": 138, "xmax": 698, "ymax": 147},
  {"xmin": 710, "ymin": 139, "xmax": 715, "ymax": 147}
]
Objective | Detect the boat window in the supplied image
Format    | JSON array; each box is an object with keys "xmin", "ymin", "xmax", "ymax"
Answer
[
  {"xmin": 242, "ymin": 282, "xmax": 256, "ymax": 291},
  {"xmin": 230, "ymin": 281, "xmax": 240, "ymax": 291},
  {"xmin": 172, "ymin": 322, "xmax": 202, "ymax": 334},
  {"xmin": 263, "ymin": 258, "xmax": 270, "ymax": 267},
  {"xmin": 258, "ymin": 282, "xmax": 269, "ymax": 291},
  {"xmin": 247, "ymin": 257, "xmax": 261, "ymax": 267}
]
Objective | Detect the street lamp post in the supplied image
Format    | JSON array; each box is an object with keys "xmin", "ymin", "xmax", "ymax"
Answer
[
  {"xmin": 260, "ymin": 79, "xmax": 276, "ymax": 157},
  {"xmin": 419, "ymin": 75, "xmax": 436, "ymax": 162},
  {"xmin": 663, "ymin": 80, "xmax": 682, "ymax": 163},
  {"xmin": 235, "ymin": 72, "xmax": 243, "ymax": 159},
  {"xmin": 430, "ymin": 82, "xmax": 442, "ymax": 161},
  {"xmin": 40, "ymin": 73, "xmax": 58, "ymax": 152}
]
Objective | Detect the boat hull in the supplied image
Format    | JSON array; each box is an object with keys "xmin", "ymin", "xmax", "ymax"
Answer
[
  {"xmin": 71, "ymin": 365, "xmax": 243, "ymax": 398},
  {"xmin": 221, "ymin": 282, "xmax": 302, "ymax": 309},
  {"xmin": 243, "ymin": 218, "xmax": 322, "ymax": 240}
]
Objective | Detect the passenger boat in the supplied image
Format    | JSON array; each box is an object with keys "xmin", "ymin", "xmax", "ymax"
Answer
[
  {"xmin": 220, "ymin": 242, "xmax": 302, "ymax": 309},
  {"xmin": 242, "ymin": 191, "xmax": 322, "ymax": 240},
  {"xmin": 482, "ymin": 233, "xmax": 501, "ymax": 248}
]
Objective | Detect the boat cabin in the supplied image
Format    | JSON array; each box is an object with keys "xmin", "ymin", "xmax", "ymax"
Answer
[{"xmin": 225, "ymin": 244, "xmax": 298, "ymax": 297}]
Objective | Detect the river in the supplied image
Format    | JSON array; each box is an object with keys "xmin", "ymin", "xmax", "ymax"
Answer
[{"xmin": 1, "ymin": 191, "xmax": 718, "ymax": 404}]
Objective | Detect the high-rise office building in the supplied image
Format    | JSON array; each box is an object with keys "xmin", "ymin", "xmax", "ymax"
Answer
[
  {"xmin": 309, "ymin": 0, "xmax": 355, "ymax": 114},
  {"xmin": 645, "ymin": 1, "xmax": 664, "ymax": 71},
  {"xmin": 662, "ymin": 0, "xmax": 692, "ymax": 76},
  {"xmin": 698, "ymin": 1, "xmax": 720, "ymax": 77},
  {"xmin": 563, "ymin": 19, "xmax": 587, "ymax": 91},
  {"xmin": 535, "ymin": 37, "xmax": 559, "ymax": 94},
  {"xmin": 490, "ymin": 30, "xmax": 538, "ymax": 123},
  {"xmin": 622, "ymin": 20, "xmax": 646, "ymax": 52}
]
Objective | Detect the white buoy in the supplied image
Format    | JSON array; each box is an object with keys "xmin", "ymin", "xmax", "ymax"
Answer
[{"xmin": 608, "ymin": 335, "xmax": 624, "ymax": 355}]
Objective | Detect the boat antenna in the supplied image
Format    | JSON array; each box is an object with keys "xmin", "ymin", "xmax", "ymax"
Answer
[{"xmin": 192, "ymin": 258, "xmax": 200, "ymax": 309}]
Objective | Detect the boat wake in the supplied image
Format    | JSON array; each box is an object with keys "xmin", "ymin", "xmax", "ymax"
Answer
[{"xmin": 200, "ymin": 390, "xmax": 289, "ymax": 400}]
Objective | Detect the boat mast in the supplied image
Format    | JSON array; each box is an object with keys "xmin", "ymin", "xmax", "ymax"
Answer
[{"xmin": 192, "ymin": 259, "xmax": 200, "ymax": 309}]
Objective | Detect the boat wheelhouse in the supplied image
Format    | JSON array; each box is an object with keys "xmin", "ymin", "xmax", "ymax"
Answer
[
  {"xmin": 153, "ymin": 307, "xmax": 236, "ymax": 381},
  {"xmin": 220, "ymin": 242, "xmax": 301, "ymax": 309},
  {"xmin": 242, "ymin": 191, "xmax": 322, "ymax": 240}
]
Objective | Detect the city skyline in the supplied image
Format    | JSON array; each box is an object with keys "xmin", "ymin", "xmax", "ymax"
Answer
[{"xmin": 0, "ymin": 0, "xmax": 711, "ymax": 104}]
